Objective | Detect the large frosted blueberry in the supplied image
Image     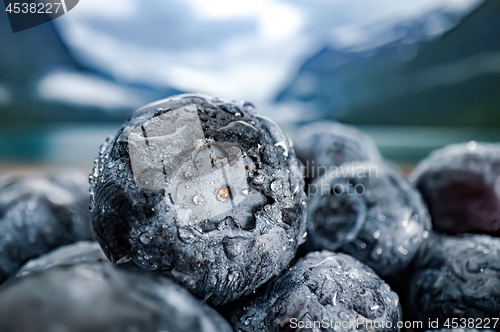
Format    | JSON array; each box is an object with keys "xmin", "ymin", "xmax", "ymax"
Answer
[
  {"xmin": 0, "ymin": 242, "xmax": 234, "ymax": 332},
  {"xmin": 409, "ymin": 233, "xmax": 500, "ymax": 326},
  {"xmin": 228, "ymin": 251, "xmax": 401, "ymax": 332},
  {"xmin": 410, "ymin": 143, "xmax": 500, "ymax": 235},
  {"xmin": 0, "ymin": 171, "xmax": 93, "ymax": 283},
  {"xmin": 90, "ymin": 94, "xmax": 307, "ymax": 305},
  {"xmin": 306, "ymin": 162, "xmax": 431, "ymax": 277},
  {"xmin": 293, "ymin": 122, "xmax": 382, "ymax": 183}
]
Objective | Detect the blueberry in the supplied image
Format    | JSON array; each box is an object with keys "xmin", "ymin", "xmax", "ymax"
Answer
[
  {"xmin": 227, "ymin": 251, "xmax": 401, "ymax": 332},
  {"xmin": 0, "ymin": 171, "xmax": 93, "ymax": 284},
  {"xmin": 0, "ymin": 241, "xmax": 234, "ymax": 332},
  {"xmin": 306, "ymin": 162, "xmax": 431, "ymax": 277},
  {"xmin": 293, "ymin": 122, "xmax": 382, "ymax": 183},
  {"xmin": 410, "ymin": 143, "xmax": 500, "ymax": 235},
  {"xmin": 409, "ymin": 233, "xmax": 500, "ymax": 326},
  {"xmin": 90, "ymin": 93, "xmax": 307, "ymax": 305},
  {"xmin": 15, "ymin": 241, "xmax": 108, "ymax": 278}
]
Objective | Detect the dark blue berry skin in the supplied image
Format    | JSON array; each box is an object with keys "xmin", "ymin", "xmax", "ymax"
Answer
[
  {"xmin": 306, "ymin": 162, "xmax": 431, "ymax": 278},
  {"xmin": 14, "ymin": 241, "xmax": 109, "ymax": 278},
  {"xmin": 409, "ymin": 233, "xmax": 500, "ymax": 329},
  {"xmin": 0, "ymin": 242, "xmax": 234, "ymax": 332},
  {"xmin": 227, "ymin": 251, "xmax": 401, "ymax": 332},
  {"xmin": 293, "ymin": 122, "xmax": 382, "ymax": 183},
  {"xmin": 410, "ymin": 143, "xmax": 500, "ymax": 236},
  {"xmin": 90, "ymin": 93, "xmax": 307, "ymax": 305},
  {"xmin": 0, "ymin": 171, "xmax": 93, "ymax": 284}
]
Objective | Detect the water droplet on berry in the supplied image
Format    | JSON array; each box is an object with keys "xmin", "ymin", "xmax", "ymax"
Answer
[
  {"xmin": 193, "ymin": 194, "xmax": 206, "ymax": 206},
  {"xmin": 140, "ymin": 234, "xmax": 152, "ymax": 245}
]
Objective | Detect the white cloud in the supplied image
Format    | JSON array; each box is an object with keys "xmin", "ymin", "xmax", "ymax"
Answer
[
  {"xmin": 259, "ymin": 2, "xmax": 302, "ymax": 40},
  {"xmin": 54, "ymin": 0, "xmax": 481, "ymax": 117},
  {"xmin": 66, "ymin": 0, "xmax": 137, "ymax": 18},
  {"xmin": 38, "ymin": 71, "xmax": 144, "ymax": 109},
  {"xmin": 187, "ymin": 0, "xmax": 266, "ymax": 18}
]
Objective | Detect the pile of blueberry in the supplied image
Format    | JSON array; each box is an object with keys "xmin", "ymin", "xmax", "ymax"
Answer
[{"xmin": 0, "ymin": 93, "xmax": 498, "ymax": 331}]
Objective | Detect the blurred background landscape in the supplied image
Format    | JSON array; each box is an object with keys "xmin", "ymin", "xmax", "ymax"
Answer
[{"xmin": 1, "ymin": 0, "xmax": 499, "ymax": 175}]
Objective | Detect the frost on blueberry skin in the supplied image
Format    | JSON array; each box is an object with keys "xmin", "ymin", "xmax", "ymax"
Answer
[
  {"xmin": 293, "ymin": 122, "xmax": 382, "ymax": 183},
  {"xmin": 409, "ymin": 233, "xmax": 500, "ymax": 326},
  {"xmin": 0, "ymin": 171, "xmax": 93, "ymax": 284},
  {"xmin": 15, "ymin": 241, "xmax": 108, "ymax": 278},
  {"xmin": 306, "ymin": 162, "xmax": 431, "ymax": 277},
  {"xmin": 90, "ymin": 93, "xmax": 307, "ymax": 305},
  {"xmin": 229, "ymin": 251, "xmax": 401, "ymax": 332},
  {"xmin": 0, "ymin": 242, "xmax": 233, "ymax": 332},
  {"xmin": 409, "ymin": 143, "xmax": 500, "ymax": 236}
]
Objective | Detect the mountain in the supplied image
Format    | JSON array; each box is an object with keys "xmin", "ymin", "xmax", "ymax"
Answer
[
  {"xmin": 0, "ymin": 10, "xmax": 181, "ymax": 126},
  {"xmin": 276, "ymin": 0, "xmax": 500, "ymax": 126}
]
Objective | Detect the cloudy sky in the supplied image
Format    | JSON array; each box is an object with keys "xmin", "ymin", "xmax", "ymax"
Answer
[{"xmin": 54, "ymin": 0, "xmax": 482, "ymax": 115}]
